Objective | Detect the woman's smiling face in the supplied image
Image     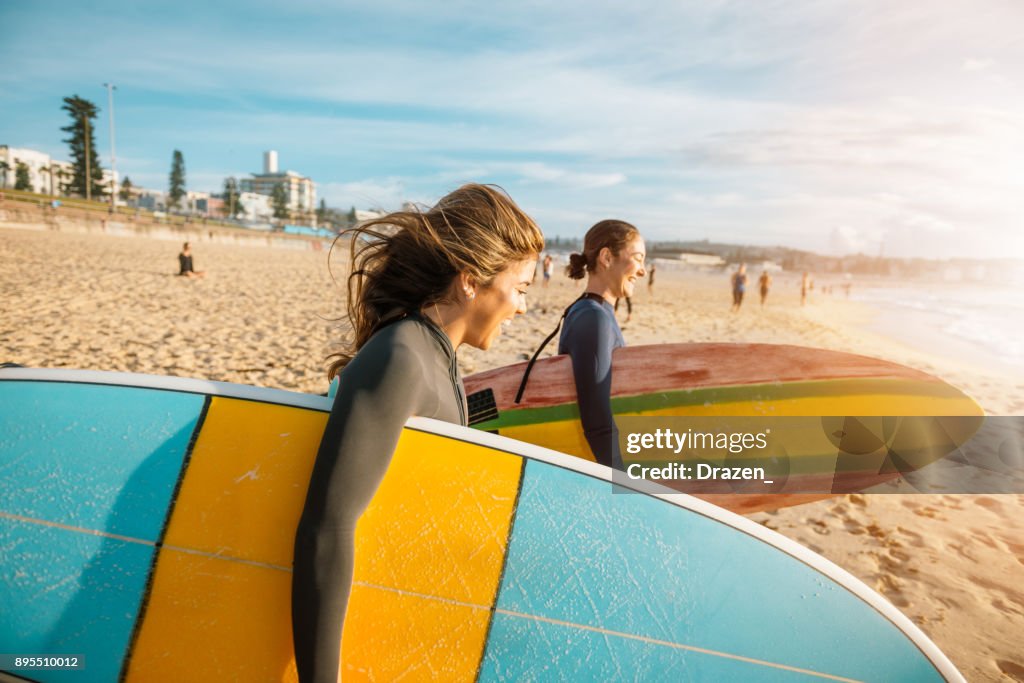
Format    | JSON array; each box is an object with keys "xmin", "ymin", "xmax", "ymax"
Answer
[
  {"xmin": 462, "ymin": 257, "xmax": 537, "ymax": 350},
  {"xmin": 606, "ymin": 236, "xmax": 646, "ymax": 299}
]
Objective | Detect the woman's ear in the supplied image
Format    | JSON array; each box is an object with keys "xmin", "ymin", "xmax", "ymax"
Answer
[
  {"xmin": 458, "ymin": 272, "xmax": 477, "ymax": 302},
  {"xmin": 597, "ymin": 246, "xmax": 613, "ymax": 270}
]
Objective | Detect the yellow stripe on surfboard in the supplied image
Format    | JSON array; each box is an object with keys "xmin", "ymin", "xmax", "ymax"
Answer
[
  {"xmin": 499, "ymin": 392, "xmax": 982, "ymax": 464},
  {"xmin": 127, "ymin": 399, "xmax": 522, "ymax": 682}
]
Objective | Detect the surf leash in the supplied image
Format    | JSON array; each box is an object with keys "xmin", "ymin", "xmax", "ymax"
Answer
[{"xmin": 513, "ymin": 292, "xmax": 606, "ymax": 404}]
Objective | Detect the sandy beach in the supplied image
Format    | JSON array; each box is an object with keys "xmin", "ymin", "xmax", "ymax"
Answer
[{"xmin": 2, "ymin": 225, "xmax": 1022, "ymax": 681}]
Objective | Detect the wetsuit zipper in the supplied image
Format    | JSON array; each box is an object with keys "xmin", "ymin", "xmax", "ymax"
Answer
[{"xmin": 416, "ymin": 313, "xmax": 466, "ymax": 426}]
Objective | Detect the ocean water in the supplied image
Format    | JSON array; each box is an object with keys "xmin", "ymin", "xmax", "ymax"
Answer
[{"xmin": 849, "ymin": 282, "xmax": 1024, "ymax": 371}]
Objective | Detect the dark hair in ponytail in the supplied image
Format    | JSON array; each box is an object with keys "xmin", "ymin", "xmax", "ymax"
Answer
[
  {"xmin": 326, "ymin": 183, "xmax": 544, "ymax": 378},
  {"xmin": 564, "ymin": 219, "xmax": 640, "ymax": 280}
]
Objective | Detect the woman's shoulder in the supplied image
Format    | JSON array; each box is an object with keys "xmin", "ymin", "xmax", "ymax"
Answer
[
  {"xmin": 362, "ymin": 315, "xmax": 436, "ymax": 354},
  {"xmin": 339, "ymin": 317, "xmax": 433, "ymax": 384},
  {"xmin": 564, "ymin": 298, "xmax": 615, "ymax": 332}
]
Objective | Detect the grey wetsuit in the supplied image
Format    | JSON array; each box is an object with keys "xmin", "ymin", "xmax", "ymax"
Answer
[{"xmin": 291, "ymin": 313, "xmax": 466, "ymax": 683}]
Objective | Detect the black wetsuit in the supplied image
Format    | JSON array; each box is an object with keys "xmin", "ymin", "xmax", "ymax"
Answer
[
  {"xmin": 178, "ymin": 253, "xmax": 194, "ymax": 275},
  {"xmin": 291, "ymin": 314, "xmax": 466, "ymax": 683},
  {"xmin": 558, "ymin": 297, "xmax": 626, "ymax": 470}
]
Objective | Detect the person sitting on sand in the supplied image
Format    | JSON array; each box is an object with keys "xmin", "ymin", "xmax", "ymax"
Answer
[
  {"xmin": 731, "ymin": 263, "xmax": 747, "ymax": 311},
  {"xmin": 557, "ymin": 219, "xmax": 644, "ymax": 471},
  {"xmin": 177, "ymin": 242, "xmax": 205, "ymax": 278},
  {"xmin": 291, "ymin": 184, "xmax": 543, "ymax": 683}
]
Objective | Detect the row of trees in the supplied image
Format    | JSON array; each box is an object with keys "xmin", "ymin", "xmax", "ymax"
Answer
[
  {"xmin": 0, "ymin": 159, "xmax": 40, "ymax": 192},
  {"xmin": 51, "ymin": 93, "xmax": 321, "ymax": 222},
  {"xmin": 52, "ymin": 94, "xmax": 187, "ymax": 210}
]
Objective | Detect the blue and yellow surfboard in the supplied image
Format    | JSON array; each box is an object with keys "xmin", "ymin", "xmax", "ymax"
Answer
[{"xmin": 0, "ymin": 368, "xmax": 964, "ymax": 682}]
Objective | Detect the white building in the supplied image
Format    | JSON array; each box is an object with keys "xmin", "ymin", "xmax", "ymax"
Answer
[
  {"xmin": 135, "ymin": 188, "xmax": 168, "ymax": 212},
  {"xmin": 238, "ymin": 191, "xmax": 274, "ymax": 222},
  {"xmin": 185, "ymin": 190, "xmax": 211, "ymax": 215},
  {"xmin": 678, "ymin": 252, "xmax": 726, "ymax": 268},
  {"xmin": 1, "ymin": 144, "xmax": 109, "ymax": 197},
  {"xmin": 353, "ymin": 209, "xmax": 387, "ymax": 223},
  {"xmin": 239, "ymin": 150, "xmax": 316, "ymax": 217}
]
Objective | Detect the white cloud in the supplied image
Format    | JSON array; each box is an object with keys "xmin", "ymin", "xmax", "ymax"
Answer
[
  {"xmin": 319, "ymin": 179, "xmax": 408, "ymax": 210},
  {"xmin": 6, "ymin": 0, "xmax": 1024, "ymax": 259},
  {"xmin": 961, "ymin": 58, "xmax": 995, "ymax": 72}
]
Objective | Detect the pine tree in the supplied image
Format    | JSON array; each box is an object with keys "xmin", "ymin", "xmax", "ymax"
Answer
[
  {"xmin": 223, "ymin": 177, "xmax": 243, "ymax": 217},
  {"xmin": 168, "ymin": 150, "xmax": 186, "ymax": 210},
  {"xmin": 119, "ymin": 176, "xmax": 134, "ymax": 202},
  {"xmin": 14, "ymin": 161, "xmax": 33, "ymax": 192},
  {"xmin": 60, "ymin": 95, "xmax": 106, "ymax": 199},
  {"xmin": 271, "ymin": 183, "xmax": 289, "ymax": 219}
]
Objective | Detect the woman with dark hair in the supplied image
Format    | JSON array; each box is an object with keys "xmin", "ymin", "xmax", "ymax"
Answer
[
  {"xmin": 177, "ymin": 242, "xmax": 205, "ymax": 278},
  {"xmin": 560, "ymin": 219, "xmax": 645, "ymax": 471},
  {"xmin": 291, "ymin": 183, "xmax": 544, "ymax": 683}
]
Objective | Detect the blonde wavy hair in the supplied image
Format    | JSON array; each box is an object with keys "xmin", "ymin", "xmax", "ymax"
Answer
[{"xmin": 327, "ymin": 184, "xmax": 544, "ymax": 378}]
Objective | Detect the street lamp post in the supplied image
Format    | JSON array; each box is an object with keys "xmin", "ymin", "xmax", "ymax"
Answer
[
  {"xmin": 103, "ymin": 83, "xmax": 117, "ymax": 212},
  {"xmin": 84, "ymin": 114, "xmax": 92, "ymax": 201}
]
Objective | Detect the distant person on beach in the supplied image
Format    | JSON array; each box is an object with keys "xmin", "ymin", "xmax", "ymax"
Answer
[
  {"xmin": 291, "ymin": 184, "xmax": 543, "ymax": 683},
  {"xmin": 542, "ymin": 253, "xmax": 554, "ymax": 287},
  {"xmin": 614, "ymin": 296, "xmax": 632, "ymax": 324},
  {"xmin": 648, "ymin": 262, "xmax": 656, "ymax": 294},
  {"xmin": 557, "ymin": 219, "xmax": 645, "ymax": 471},
  {"xmin": 759, "ymin": 270, "xmax": 772, "ymax": 306},
  {"xmin": 177, "ymin": 242, "xmax": 205, "ymax": 278},
  {"xmin": 730, "ymin": 263, "xmax": 747, "ymax": 311},
  {"xmin": 801, "ymin": 271, "xmax": 812, "ymax": 306}
]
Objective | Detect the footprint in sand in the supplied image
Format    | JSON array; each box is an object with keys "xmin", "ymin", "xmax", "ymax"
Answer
[
  {"xmin": 996, "ymin": 659, "xmax": 1024, "ymax": 681},
  {"xmin": 974, "ymin": 496, "xmax": 1004, "ymax": 512},
  {"xmin": 843, "ymin": 518, "xmax": 866, "ymax": 535},
  {"xmin": 873, "ymin": 572, "xmax": 910, "ymax": 607},
  {"xmin": 912, "ymin": 506, "xmax": 944, "ymax": 519},
  {"xmin": 1000, "ymin": 538, "xmax": 1024, "ymax": 566},
  {"xmin": 946, "ymin": 542, "xmax": 976, "ymax": 563},
  {"xmin": 894, "ymin": 526, "xmax": 926, "ymax": 548},
  {"xmin": 864, "ymin": 522, "xmax": 888, "ymax": 540},
  {"xmin": 830, "ymin": 503, "xmax": 849, "ymax": 516}
]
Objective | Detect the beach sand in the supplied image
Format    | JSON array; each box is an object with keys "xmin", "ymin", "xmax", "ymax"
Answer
[{"xmin": 2, "ymin": 226, "xmax": 1022, "ymax": 681}]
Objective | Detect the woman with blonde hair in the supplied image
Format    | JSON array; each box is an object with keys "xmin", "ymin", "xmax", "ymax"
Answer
[
  {"xmin": 559, "ymin": 220, "xmax": 645, "ymax": 471},
  {"xmin": 292, "ymin": 184, "xmax": 543, "ymax": 683}
]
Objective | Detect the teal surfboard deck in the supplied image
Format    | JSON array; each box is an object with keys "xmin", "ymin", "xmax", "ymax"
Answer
[{"xmin": 0, "ymin": 368, "xmax": 965, "ymax": 682}]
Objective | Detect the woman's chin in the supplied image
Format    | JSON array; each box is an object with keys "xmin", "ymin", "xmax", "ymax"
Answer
[{"xmin": 467, "ymin": 333, "xmax": 496, "ymax": 351}]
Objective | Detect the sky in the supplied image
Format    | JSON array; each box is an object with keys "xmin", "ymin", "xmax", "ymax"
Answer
[{"xmin": 2, "ymin": 0, "xmax": 1023, "ymax": 259}]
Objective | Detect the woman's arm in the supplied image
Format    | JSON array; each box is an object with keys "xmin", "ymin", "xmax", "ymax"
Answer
[
  {"xmin": 292, "ymin": 339, "xmax": 427, "ymax": 683},
  {"xmin": 564, "ymin": 308, "xmax": 623, "ymax": 470}
]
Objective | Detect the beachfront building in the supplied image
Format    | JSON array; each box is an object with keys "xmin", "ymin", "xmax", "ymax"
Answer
[
  {"xmin": 238, "ymin": 191, "xmax": 274, "ymax": 222},
  {"xmin": 240, "ymin": 150, "xmax": 316, "ymax": 220},
  {"xmin": 185, "ymin": 190, "xmax": 211, "ymax": 215},
  {"xmin": 353, "ymin": 209, "xmax": 387, "ymax": 223},
  {"xmin": 134, "ymin": 188, "xmax": 168, "ymax": 212},
  {"xmin": 0, "ymin": 145, "xmax": 75, "ymax": 196},
  {"xmin": 677, "ymin": 252, "xmax": 726, "ymax": 269},
  {"xmin": 196, "ymin": 195, "xmax": 224, "ymax": 217}
]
